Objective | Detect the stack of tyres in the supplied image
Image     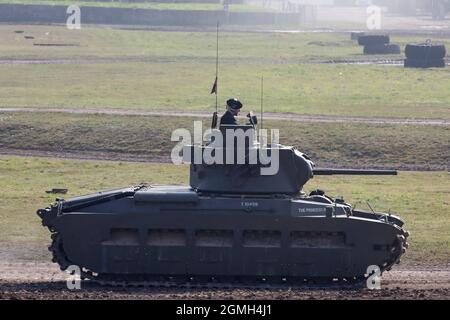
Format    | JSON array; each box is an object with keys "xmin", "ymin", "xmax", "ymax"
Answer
[
  {"xmin": 351, "ymin": 31, "xmax": 365, "ymax": 40},
  {"xmin": 404, "ymin": 43, "xmax": 447, "ymax": 68},
  {"xmin": 358, "ymin": 35, "xmax": 390, "ymax": 46},
  {"xmin": 357, "ymin": 35, "xmax": 401, "ymax": 55}
]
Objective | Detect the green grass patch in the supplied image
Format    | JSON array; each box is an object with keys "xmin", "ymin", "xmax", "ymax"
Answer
[
  {"xmin": 0, "ymin": 156, "xmax": 448, "ymax": 265},
  {"xmin": 1, "ymin": 25, "xmax": 449, "ymax": 119},
  {"xmin": 0, "ymin": 112, "xmax": 448, "ymax": 170},
  {"xmin": 1, "ymin": 62, "xmax": 449, "ymax": 119},
  {"xmin": 0, "ymin": 25, "xmax": 389, "ymax": 61},
  {"xmin": 1, "ymin": 25, "xmax": 448, "ymax": 63}
]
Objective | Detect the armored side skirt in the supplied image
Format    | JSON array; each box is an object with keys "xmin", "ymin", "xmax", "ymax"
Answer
[{"xmin": 42, "ymin": 187, "xmax": 406, "ymax": 279}]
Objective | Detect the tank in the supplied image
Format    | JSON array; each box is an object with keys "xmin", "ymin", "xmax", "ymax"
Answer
[{"xmin": 37, "ymin": 124, "xmax": 409, "ymax": 285}]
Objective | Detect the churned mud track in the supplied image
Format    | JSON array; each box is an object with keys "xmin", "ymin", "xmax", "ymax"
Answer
[
  {"xmin": 1, "ymin": 107, "xmax": 449, "ymax": 126},
  {"xmin": 0, "ymin": 262, "xmax": 448, "ymax": 300}
]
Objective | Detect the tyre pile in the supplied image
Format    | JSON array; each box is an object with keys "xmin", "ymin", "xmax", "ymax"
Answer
[
  {"xmin": 354, "ymin": 34, "xmax": 401, "ymax": 55},
  {"xmin": 404, "ymin": 42, "xmax": 447, "ymax": 68}
]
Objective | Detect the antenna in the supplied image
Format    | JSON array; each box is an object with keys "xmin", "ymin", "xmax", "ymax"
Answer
[
  {"xmin": 215, "ymin": 22, "xmax": 219, "ymax": 113},
  {"xmin": 210, "ymin": 22, "xmax": 220, "ymax": 129},
  {"xmin": 366, "ymin": 200, "xmax": 376, "ymax": 215},
  {"xmin": 260, "ymin": 76, "xmax": 264, "ymax": 130}
]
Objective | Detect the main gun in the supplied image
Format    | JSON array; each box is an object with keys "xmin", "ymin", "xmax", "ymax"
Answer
[{"xmin": 313, "ymin": 168, "xmax": 397, "ymax": 176}]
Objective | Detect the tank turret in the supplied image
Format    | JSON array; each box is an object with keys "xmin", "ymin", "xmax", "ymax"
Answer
[{"xmin": 183, "ymin": 124, "xmax": 397, "ymax": 195}]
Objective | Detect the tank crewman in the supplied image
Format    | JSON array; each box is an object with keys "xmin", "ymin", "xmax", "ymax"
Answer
[{"xmin": 220, "ymin": 98, "xmax": 243, "ymax": 125}]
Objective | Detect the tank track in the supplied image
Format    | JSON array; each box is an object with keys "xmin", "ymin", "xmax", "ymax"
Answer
[{"xmin": 47, "ymin": 230, "xmax": 408, "ymax": 289}]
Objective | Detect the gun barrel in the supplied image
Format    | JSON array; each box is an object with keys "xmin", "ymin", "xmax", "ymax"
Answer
[{"xmin": 313, "ymin": 168, "xmax": 397, "ymax": 176}]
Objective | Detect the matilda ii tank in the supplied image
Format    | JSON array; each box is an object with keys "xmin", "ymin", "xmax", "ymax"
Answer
[{"xmin": 37, "ymin": 122, "xmax": 408, "ymax": 285}]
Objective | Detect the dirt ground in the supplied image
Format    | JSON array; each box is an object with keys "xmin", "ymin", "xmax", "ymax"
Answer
[{"xmin": 0, "ymin": 261, "xmax": 448, "ymax": 300}]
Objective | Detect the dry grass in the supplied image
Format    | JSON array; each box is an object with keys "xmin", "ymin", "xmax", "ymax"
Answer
[{"xmin": 0, "ymin": 112, "xmax": 448, "ymax": 170}]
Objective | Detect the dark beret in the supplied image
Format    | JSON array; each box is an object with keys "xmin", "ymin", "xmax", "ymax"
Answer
[{"xmin": 226, "ymin": 98, "xmax": 243, "ymax": 109}]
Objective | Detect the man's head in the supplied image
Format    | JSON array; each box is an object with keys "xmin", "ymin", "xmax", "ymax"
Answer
[{"xmin": 226, "ymin": 98, "xmax": 243, "ymax": 116}]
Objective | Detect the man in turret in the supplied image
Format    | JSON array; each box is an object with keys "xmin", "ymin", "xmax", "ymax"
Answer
[{"xmin": 220, "ymin": 98, "xmax": 243, "ymax": 125}]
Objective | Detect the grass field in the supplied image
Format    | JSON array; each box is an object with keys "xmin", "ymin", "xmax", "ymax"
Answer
[
  {"xmin": 2, "ymin": 63, "xmax": 450, "ymax": 119},
  {"xmin": 1, "ymin": 24, "xmax": 404, "ymax": 61},
  {"xmin": 0, "ymin": 156, "xmax": 448, "ymax": 265},
  {"xmin": 0, "ymin": 25, "xmax": 449, "ymax": 119},
  {"xmin": 0, "ymin": 112, "xmax": 448, "ymax": 170},
  {"xmin": 2, "ymin": 25, "xmax": 447, "ymax": 62},
  {"xmin": 0, "ymin": 0, "xmax": 270, "ymax": 12}
]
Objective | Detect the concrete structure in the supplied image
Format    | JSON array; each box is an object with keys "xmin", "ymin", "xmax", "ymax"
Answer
[{"xmin": 0, "ymin": 3, "xmax": 303, "ymax": 26}]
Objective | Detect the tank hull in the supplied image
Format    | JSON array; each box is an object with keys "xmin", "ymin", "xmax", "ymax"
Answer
[{"xmin": 38, "ymin": 186, "xmax": 408, "ymax": 281}]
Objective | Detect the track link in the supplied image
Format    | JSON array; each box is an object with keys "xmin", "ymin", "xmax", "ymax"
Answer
[{"xmin": 48, "ymin": 232, "xmax": 401, "ymax": 290}]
